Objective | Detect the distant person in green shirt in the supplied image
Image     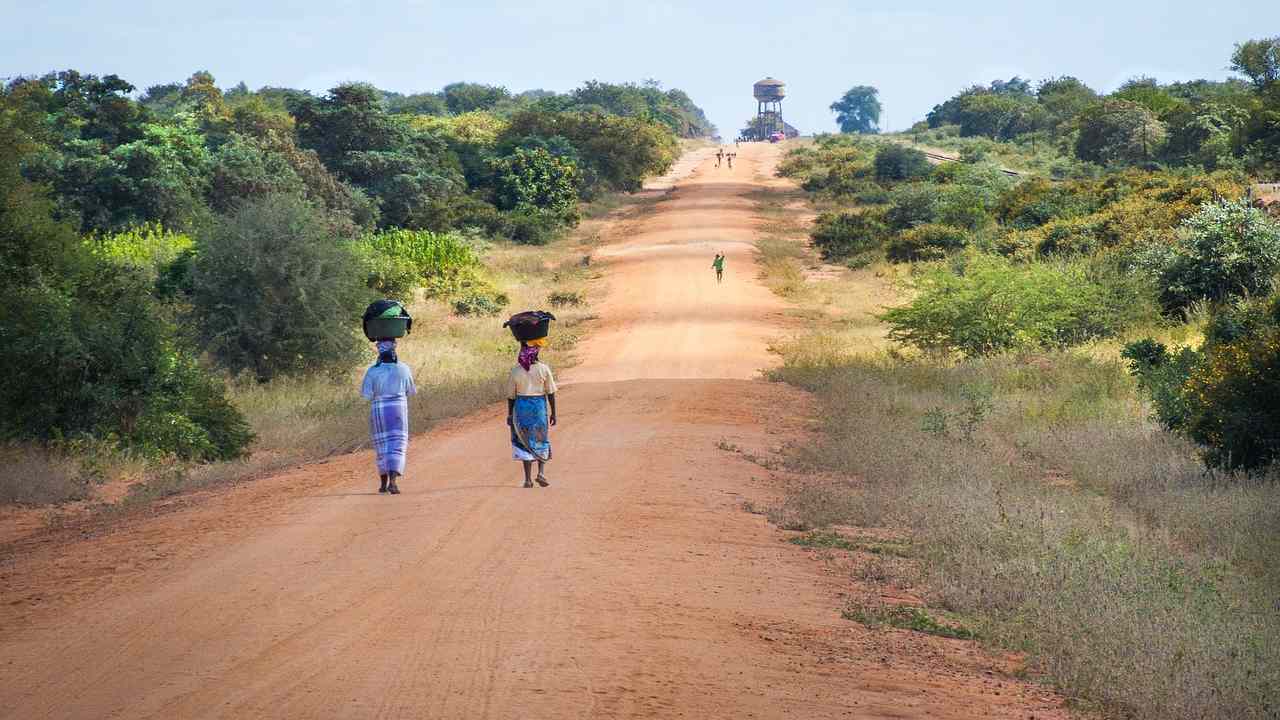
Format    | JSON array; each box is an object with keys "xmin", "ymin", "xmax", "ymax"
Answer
[{"xmin": 712, "ymin": 252, "xmax": 725, "ymax": 283}]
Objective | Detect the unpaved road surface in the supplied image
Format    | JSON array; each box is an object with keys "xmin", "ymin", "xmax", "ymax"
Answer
[{"xmin": 0, "ymin": 144, "xmax": 1067, "ymax": 719}]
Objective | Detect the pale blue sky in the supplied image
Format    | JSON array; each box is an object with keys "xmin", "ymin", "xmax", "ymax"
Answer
[{"xmin": 2, "ymin": 1, "xmax": 1265, "ymax": 135}]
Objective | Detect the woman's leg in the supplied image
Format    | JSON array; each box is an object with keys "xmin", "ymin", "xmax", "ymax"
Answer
[
  {"xmin": 387, "ymin": 471, "xmax": 401, "ymax": 494},
  {"xmin": 379, "ymin": 473, "xmax": 389, "ymax": 493},
  {"xmin": 535, "ymin": 460, "xmax": 549, "ymax": 486},
  {"xmin": 522, "ymin": 460, "xmax": 534, "ymax": 488}
]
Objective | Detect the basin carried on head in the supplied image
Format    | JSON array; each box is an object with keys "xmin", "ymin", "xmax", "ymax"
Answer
[
  {"xmin": 362, "ymin": 300, "xmax": 413, "ymax": 341},
  {"xmin": 503, "ymin": 310, "xmax": 556, "ymax": 343}
]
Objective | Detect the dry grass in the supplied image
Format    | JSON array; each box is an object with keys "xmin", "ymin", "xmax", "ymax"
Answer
[
  {"xmin": 0, "ymin": 445, "xmax": 96, "ymax": 506},
  {"xmin": 768, "ymin": 349, "xmax": 1280, "ymax": 719},
  {"xmin": 749, "ymin": 177, "xmax": 1280, "ymax": 717}
]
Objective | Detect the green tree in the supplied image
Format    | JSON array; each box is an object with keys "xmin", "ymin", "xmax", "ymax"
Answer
[
  {"xmin": 873, "ymin": 144, "xmax": 930, "ymax": 181},
  {"xmin": 953, "ymin": 93, "xmax": 1038, "ymax": 139},
  {"xmin": 443, "ymin": 82, "xmax": 511, "ymax": 114},
  {"xmin": 291, "ymin": 83, "xmax": 464, "ymax": 228},
  {"xmin": 488, "ymin": 147, "xmax": 580, "ymax": 221},
  {"xmin": 0, "ymin": 98, "xmax": 249, "ymax": 460},
  {"xmin": 1155, "ymin": 200, "xmax": 1280, "ymax": 311},
  {"xmin": 830, "ymin": 85, "xmax": 881, "ymax": 134},
  {"xmin": 1075, "ymin": 99, "xmax": 1168, "ymax": 165},
  {"xmin": 191, "ymin": 195, "xmax": 371, "ymax": 380},
  {"xmin": 1231, "ymin": 37, "xmax": 1280, "ymax": 89},
  {"xmin": 501, "ymin": 110, "xmax": 677, "ymax": 195}
]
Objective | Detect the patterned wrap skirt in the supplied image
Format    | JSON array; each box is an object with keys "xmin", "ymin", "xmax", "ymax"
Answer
[
  {"xmin": 511, "ymin": 395, "xmax": 551, "ymax": 462},
  {"xmin": 370, "ymin": 394, "xmax": 409, "ymax": 474}
]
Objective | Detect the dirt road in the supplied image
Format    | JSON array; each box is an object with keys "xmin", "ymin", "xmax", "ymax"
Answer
[{"xmin": 0, "ymin": 144, "xmax": 1066, "ymax": 719}]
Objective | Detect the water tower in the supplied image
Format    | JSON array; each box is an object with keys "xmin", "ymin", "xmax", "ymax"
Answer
[{"xmin": 753, "ymin": 77, "xmax": 785, "ymax": 140}]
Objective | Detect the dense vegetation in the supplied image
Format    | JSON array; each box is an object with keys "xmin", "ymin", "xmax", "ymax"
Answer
[
  {"xmin": 766, "ymin": 36, "xmax": 1280, "ymax": 719},
  {"xmin": 0, "ymin": 70, "xmax": 709, "ymax": 465},
  {"xmin": 912, "ymin": 38, "xmax": 1280, "ymax": 176}
]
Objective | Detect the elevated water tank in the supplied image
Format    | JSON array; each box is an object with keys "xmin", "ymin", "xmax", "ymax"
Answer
[{"xmin": 753, "ymin": 77, "xmax": 785, "ymax": 102}]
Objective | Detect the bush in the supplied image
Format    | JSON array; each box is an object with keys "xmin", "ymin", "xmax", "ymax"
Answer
[
  {"xmin": 0, "ymin": 264, "xmax": 252, "ymax": 461},
  {"xmin": 874, "ymin": 144, "xmax": 931, "ymax": 181},
  {"xmin": 996, "ymin": 177, "xmax": 1101, "ymax": 229},
  {"xmin": 882, "ymin": 253, "xmax": 1128, "ymax": 356},
  {"xmin": 1155, "ymin": 200, "xmax": 1280, "ymax": 312},
  {"xmin": 1127, "ymin": 297, "xmax": 1280, "ymax": 472},
  {"xmin": 886, "ymin": 224, "xmax": 969, "ymax": 262},
  {"xmin": 452, "ymin": 289, "xmax": 509, "ymax": 316},
  {"xmin": 504, "ymin": 208, "xmax": 560, "ymax": 245},
  {"xmin": 488, "ymin": 146, "xmax": 580, "ymax": 224},
  {"xmin": 810, "ymin": 211, "xmax": 887, "ymax": 262},
  {"xmin": 883, "ymin": 183, "xmax": 940, "ymax": 230},
  {"xmin": 192, "ymin": 194, "xmax": 370, "ymax": 381},
  {"xmin": 0, "ymin": 123, "xmax": 250, "ymax": 461}
]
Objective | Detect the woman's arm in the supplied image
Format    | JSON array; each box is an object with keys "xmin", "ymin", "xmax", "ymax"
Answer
[
  {"xmin": 506, "ymin": 397, "xmax": 515, "ymax": 426},
  {"xmin": 547, "ymin": 393, "xmax": 557, "ymax": 426}
]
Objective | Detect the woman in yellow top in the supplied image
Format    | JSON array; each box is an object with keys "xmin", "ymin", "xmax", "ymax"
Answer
[{"xmin": 507, "ymin": 337, "xmax": 558, "ymax": 488}]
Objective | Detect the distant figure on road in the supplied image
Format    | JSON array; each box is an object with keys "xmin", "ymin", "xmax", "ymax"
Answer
[
  {"xmin": 712, "ymin": 252, "xmax": 725, "ymax": 283},
  {"xmin": 726, "ymin": 153, "xmax": 734, "ymax": 169},
  {"xmin": 361, "ymin": 339, "xmax": 417, "ymax": 495},
  {"xmin": 508, "ymin": 337, "xmax": 557, "ymax": 488},
  {"xmin": 716, "ymin": 148, "xmax": 724, "ymax": 167}
]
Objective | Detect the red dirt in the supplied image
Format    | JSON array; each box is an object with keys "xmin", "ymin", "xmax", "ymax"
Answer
[{"xmin": 0, "ymin": 144, "xmax": 1068, "ymax": 719}]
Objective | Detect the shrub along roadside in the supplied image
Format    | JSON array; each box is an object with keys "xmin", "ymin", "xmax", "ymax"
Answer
[
  {"xmin": 0, "ymin": 111, "xmax": 252, "ymax": 466},
  {"xmin": 881, "ymin": 252, "xmax": 1148, "ymax": 356},
  {"xmin": 1125, "ymin": 294, "xmax": 1280, "ymax": 472},
  {"xmin": 191, "ymin": 194, "xmax": 372, "ymax": 382}
]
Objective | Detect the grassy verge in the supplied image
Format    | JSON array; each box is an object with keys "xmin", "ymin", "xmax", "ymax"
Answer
[{"xmin": 750, "ymin": 184, "xmax": 1280, "ymax": 717}]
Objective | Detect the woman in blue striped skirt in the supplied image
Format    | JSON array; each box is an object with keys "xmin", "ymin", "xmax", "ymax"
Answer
[{"xmin": 361, "ymin": 339, "xmax": 417, "ymax": 494}]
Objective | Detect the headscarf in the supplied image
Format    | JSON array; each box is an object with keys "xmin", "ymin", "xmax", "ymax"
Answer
[
  {"xmin": 376, "ymin": 339, "xmax": 398, "ymax": 365},
  {"xmin": 517, "ymin": 340, "xmax": 543, "ymax": 371}
]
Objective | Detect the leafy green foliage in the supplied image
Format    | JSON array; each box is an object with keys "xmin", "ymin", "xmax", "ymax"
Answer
[
  {"xmin": 830, "ymin": 85, "xmax": 881, "ymax": 134},
  {"xmin": 488, "ymin": 146, "xmax": 580, "ymax": 222},
  {"xmin": 1150, "ymin": 200, "xmax": 1280, "ymax": 312},
  {"xmin": 1075, "ymin": 99, "xmax": 1168, "ymax": 165},
  {"xmin": 501, "ymin": 110, "xmax": 677, "ymax": 195},
  {"xmin": 1231, "ymin": 38, "xmax": 1280, "ymax": 89},
  {"xmin": 558, "ymin": 80, "xmax": 715, "ymax": 138},
  {"xmin": 1126, "ymin": 296, "xmax": 1280, "ymax": 472},
  {"xmin": 85, "ymin": 223, "xmax": 194, "ymax": 278},
  {"xmin": 191, "ymin": 195, "xmax": 370, "ymax": 380},
  {"xmin": 443, "ymin": 82, "xmax": 511, "ymax": 114},
  {"xmin": 353, "ymin": 228, "xmax": 478, "ymax": 298},
  {"xmin": 882, "ymin": 253, "xmax": 1131, "ymax": 356},
  {"xmin": 886, "ymin": 223, "xmax": 969, "ymax": 262},
  {"xmin": 0, "ymin": 103, "xmax": 249, "ymax": 460},
  {"xmin": 873, "ymin": 144, "xmax": 930, "ymax": 181},
  {"xmin": 290, "ymin": 83, "xmax": 465, "ymax": 229},
  {"xmin": 810, "ymin": 211, "xmax": 886, "ymax": 263}
]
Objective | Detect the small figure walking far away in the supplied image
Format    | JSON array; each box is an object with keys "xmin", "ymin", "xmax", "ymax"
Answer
[
  {"xmin": 716, "ymin": 148, "xmax": 724, "ymax": 167},
  {"xmin": 504, "ymin": 312, "xmax": 558, "ymax": 488},
  {"xmin": 361, "ymin": 339, "xmax": 417, "ymax": 495},
  {"xmin": 712, "ymin": 252, "xmax": 725, "ymax": 283},
  {"xmin": 726, "ymin": 152, "xmax": 734, "ymax": 169}
]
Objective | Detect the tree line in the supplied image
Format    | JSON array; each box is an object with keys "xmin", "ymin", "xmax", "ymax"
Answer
[{"xmin": 0, "ymin": 71, "xmax": 713, "ymax": 462}]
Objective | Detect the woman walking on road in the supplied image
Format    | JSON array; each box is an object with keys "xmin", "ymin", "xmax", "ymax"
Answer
[
  {"xmin": 712, "ymin": 252, "xmax": 725, "ymax": 283},
  {"xmin": 361, "ymin": 339, "xmax": 417, "ymax": 494},
  {"xmin": 505, "ymin": 313, "xmax": 558, "ymax": 488}
]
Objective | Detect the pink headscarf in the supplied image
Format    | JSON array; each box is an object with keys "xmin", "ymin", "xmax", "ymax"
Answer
[{"xmin": 517, "ymin": 344, "xmax": 540, "ymax": 371}]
